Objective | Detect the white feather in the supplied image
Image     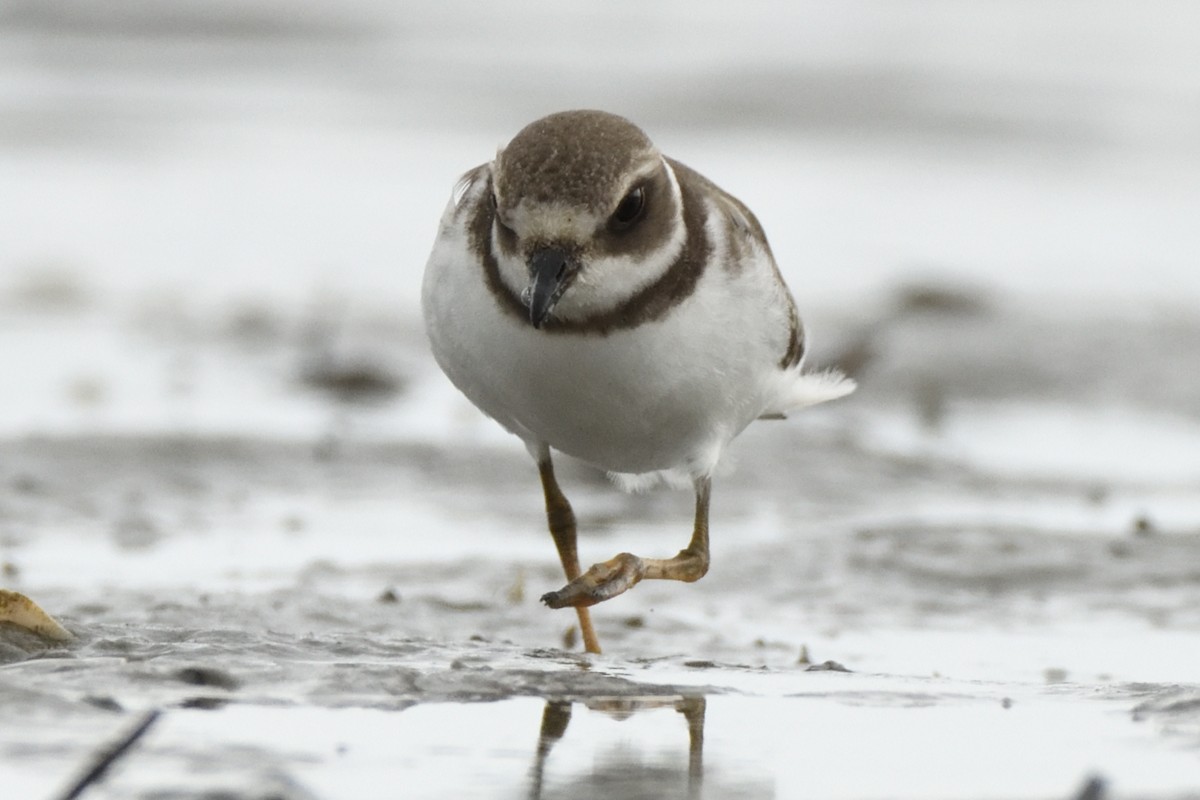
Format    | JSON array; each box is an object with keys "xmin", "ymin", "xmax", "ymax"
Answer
[
  {"xmin": 767, "ymin": 369, "xmax": 857, "ymax": 417},
  {"xmin": 422, "ymin": 155, "xmax": 853, "ymax": 482}
]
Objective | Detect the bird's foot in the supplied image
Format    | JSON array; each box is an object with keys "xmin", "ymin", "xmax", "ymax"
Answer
[{"xmin": 541, "ymin": 552, "xmax": 645, "ymax": 609}]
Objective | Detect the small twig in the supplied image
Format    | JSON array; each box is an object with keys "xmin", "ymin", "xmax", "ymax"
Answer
[{"xmin": 55, "ymin": 709, "xmax": 162, "ymax": 800}]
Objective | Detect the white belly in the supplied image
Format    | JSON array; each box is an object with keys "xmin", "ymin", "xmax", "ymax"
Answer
[{"xmin": 422, "ymin": 227, "xmax": 787, "ymax": 476}]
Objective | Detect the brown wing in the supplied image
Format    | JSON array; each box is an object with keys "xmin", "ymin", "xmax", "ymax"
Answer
[{"xmin": 667, "ymin": 158, "xmax": 805, "ymax": 370}]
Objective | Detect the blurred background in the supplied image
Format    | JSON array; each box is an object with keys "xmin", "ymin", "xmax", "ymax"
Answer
[
  {"xmin": 4, "ymin": 0, "xmax": 1200, "ymax": 309},
  {"xmin": 4, "ymin": 5, "xmax": 1200, "ymax": 796}
]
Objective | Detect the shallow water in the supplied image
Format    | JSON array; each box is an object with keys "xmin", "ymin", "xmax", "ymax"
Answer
[
  {"xmin": 3, "ymin": 300, "xmax": 1200, "ymax": 798},
  {"xmin": 9, "ymin": 690, "xmax": 1195, "ymax": 800}
]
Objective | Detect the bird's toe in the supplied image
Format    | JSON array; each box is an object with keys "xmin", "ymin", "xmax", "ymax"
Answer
[{"xmin": 541, "ymin": 553, "xmax": 645, "ymax": 609}]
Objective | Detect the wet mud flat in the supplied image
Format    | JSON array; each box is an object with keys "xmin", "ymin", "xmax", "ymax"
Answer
[
  {"xmin": 3, "ymin": 2, "xmax": 1200, "ymax": 796},
  {"xmin": 3, "ymin": 297, "xmax": 1200, "ymax": 799}
]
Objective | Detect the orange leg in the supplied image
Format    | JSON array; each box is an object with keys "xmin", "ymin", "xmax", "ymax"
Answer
[
  {"xmin": 537, "ymin": 455, "xmax": 602, "ymax": 654},
  {"xmin": 541, "ymin": 476, "xmax": 712, "ymax": 610}
]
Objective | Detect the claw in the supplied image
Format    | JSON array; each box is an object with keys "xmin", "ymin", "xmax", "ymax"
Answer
[{"xmin": 541, "ymin": 553, "xmax": 646, "ymax": 609}]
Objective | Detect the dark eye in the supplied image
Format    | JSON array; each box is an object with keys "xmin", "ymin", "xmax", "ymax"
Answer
[
  {"xmin": 490, "ymin": 192, "xmax": 517, "ymax": 235},
  {"xmin": 610, "ymin": 186, "xmax": 646, "ymax": 229}
]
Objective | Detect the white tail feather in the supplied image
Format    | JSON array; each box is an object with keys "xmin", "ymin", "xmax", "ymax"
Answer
[{"xmin": 766, "ymin": 369, "xmax": 856, "ymax": 417}]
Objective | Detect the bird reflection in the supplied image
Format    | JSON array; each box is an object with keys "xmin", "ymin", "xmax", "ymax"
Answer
[{"xmin": 528, "ymin": 695, "xmax": 706, "ymax": 800}]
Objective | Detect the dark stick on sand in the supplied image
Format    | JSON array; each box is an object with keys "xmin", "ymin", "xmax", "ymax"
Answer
[{"xmin": 55, "ymin": 709, "xmax": 162, "ymax": 800}]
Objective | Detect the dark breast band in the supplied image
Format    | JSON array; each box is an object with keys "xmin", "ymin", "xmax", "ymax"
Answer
[{"xmin": 466, "ymin": 157, "xmax": 804, "ymax": 370}]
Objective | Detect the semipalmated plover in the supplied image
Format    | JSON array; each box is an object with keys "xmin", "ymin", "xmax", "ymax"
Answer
[{"xmin": 422, "ymin": 110, "xmax": 853, "ymax": 653}]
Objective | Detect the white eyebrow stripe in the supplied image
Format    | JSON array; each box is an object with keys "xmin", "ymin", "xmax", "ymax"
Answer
[{"xmin": 608, "ymin": 152, "xmax": 668, "ymax": 204}]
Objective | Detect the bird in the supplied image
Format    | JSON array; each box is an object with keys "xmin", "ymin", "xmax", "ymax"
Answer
[{"xmin": 422, "ymin": 110, "xmax": 854, "ymax": 654}]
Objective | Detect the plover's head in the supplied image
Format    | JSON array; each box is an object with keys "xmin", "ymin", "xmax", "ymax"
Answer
[{"xmin": 489, "ymin": 110, "xmax": 686, "ymax": 328}]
